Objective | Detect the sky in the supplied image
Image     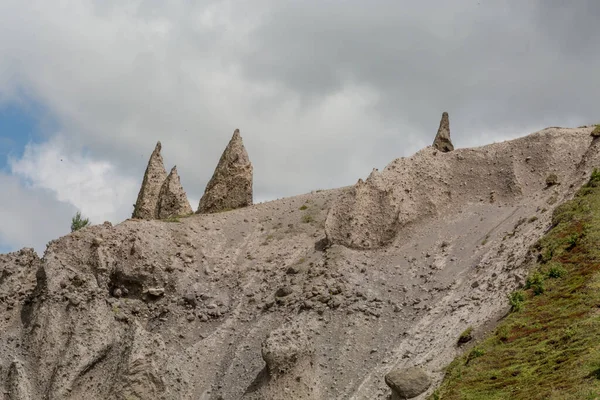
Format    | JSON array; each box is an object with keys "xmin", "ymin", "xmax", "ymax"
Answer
[{"xmin": 0, "ymin": 0, "xmax": 599, "ymax": 254}]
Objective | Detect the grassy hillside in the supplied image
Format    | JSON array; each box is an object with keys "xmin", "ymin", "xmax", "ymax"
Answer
[{"xmin": 433, "ymin": 170, "xmax": 600, "ymax": 400}]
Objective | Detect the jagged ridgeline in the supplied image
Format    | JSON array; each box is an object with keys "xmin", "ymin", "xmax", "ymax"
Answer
[
  {"xmin": 132, "ymin": 129, "xmax": 254, "ymax": 220},
  {"xmin": 2, "ymin": 121, "xmax": 600, "ymax": 399}
]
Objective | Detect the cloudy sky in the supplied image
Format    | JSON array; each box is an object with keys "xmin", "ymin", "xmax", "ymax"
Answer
[{"xmin": 1, "ymin": 0, "xmax": 599, "ymax": 254}]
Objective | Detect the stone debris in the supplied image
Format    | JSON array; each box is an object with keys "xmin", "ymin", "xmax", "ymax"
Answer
[
  {"xmin": 157, "ymin": 166, "xmax": 193, "ymax": 219},
  {"xmin": 198, "ymin": 129, "xmax": 253, "ymax": 214},
  {"xmin": 385, "ymin": 366, "xmax": 432, "ymax": 399},
  {"xmin": 433, "ymin": 112, "xmax": 454, "ymax": 152},
  {"xmin": 261, "ymin": 323, "xmax": 313, "ymax": 376},
  {"xmin": 132, "ymin": 142, "xmax": 168, "ymax": 219}
]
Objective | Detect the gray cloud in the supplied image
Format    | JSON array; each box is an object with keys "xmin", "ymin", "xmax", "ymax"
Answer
[{"xmin": 0, "ymin": 0, "xmax": 599, "ymax": 252}]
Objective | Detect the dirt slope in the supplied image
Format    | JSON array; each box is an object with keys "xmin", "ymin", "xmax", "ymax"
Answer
[{"xmin": 0, "ymin": 126, "xmax": 598, "ymax": 400}]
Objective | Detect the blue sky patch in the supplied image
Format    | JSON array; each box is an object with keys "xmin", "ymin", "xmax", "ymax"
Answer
[{"xmin": 0, "ymin": 101, "xmax": 56, "ymax": 172}]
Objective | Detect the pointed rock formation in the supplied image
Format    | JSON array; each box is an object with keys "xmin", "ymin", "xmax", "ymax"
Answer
[
  {"xmin": 433, "ymin": 112, "xmax": 454, "ymax": 152},
  {"xmin": 132, "ymin": 142, "xmax": 168, "ymax": 219},
  {"xmin": 198, "ymin": 129, "xmax": 253, "ymax": 214},
  {"xmin": 157, "ymin": 166, "xmax": 193, "ymax": 219}
]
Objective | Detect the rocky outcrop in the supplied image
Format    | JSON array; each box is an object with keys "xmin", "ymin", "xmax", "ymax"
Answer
[
  {"xmin": 261, "ymin": 323, "xmax": 313, "ymax": 376},
  {"xmin": 385, "ymin": 367, "xmax": 431, "ymax": 399},
  {"xmin": 132, "ymin": 142, "xmax": 168, "ymax": 219},
  {"xmin": 0, "ymin": 126, "xmax": 598, "ymax": 399},
  {"xmin": 325, "ymin": 169, "xmax": 400, "ymax": 249},
  {"xmin": 433, "ymin": 112, "xmax": 454, "ymax": 152},
  {"xmin": 157, "ymin": 166, "xmax": 193, "ymax": 219},
  {"xmin": 198, "ymin": 129, "xmax": 253, "ymax": 214}
]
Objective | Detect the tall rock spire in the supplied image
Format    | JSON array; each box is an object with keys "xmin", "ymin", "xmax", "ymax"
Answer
[
  {"xmin": 157, "ymin": 166, "xmax": 193, "ymax": 219},
  {"xmin": 132, "ymin": 141, "xmax": 168, "ymax": 219},
  {"xmin": 198, "ymin": 129, "xmax": 253, "ymax": 214},
  {"xmin": 432, "ymin": 112, "xmax": 454, "ymax": 152}
]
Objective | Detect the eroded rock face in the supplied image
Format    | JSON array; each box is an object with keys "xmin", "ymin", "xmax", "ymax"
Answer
[
  {"xmin": 385, "ymin": 367, "xmax": 431, "ymax": 399},
  {"xmin": 198, "ymin": 129, "xmax": 253, "ymax": 214},
  {"xmin": 261, "ymin": 323, "xmax": 313, "ymax": 376},
  {"xmin": 325, "ymin": 169, "xmax": 400, "ymax": 249},
  {"xmin": 433, "ymin": 112, "xmax": 454, "ymax": 152},
  {"xmin": 132, "ymin": 142, "xmax": 168, "ymax": 219},
  {"xmin": 157, "ymin": 166, "xmax": 193, "ymax": 219}
]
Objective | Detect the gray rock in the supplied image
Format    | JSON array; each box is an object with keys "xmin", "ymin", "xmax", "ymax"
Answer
[
  {"xmin": 146, "ymin": 287, "xmax": 165, "ymax": 297},
  {"xmin": 433, "ymin": 112, "xmax": 454, "ymax": 152},
  {"xmin": 132, "ymin": 141, "xmax": 168, "ymax": 219},
  {"xmin": 198, "ymin": 129, "xmax": 253, "ymax": 214},
  {"xmin": 157, "ymin": 166, "xmax": 193, "ymax": 219},
  {"xmin": 385, "ymin": 367, "xmax": 431, "ymax": 399},
  {"xmin": 261, "ymin": 323, "xmax": 313, "ymax": 375}
]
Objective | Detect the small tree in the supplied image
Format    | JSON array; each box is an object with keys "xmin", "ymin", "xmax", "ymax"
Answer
[{"xmin": 71, "ymin": 211, "xmax": 90, "ymax": 232}]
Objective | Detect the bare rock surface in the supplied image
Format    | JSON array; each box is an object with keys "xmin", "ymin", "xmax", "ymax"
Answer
[
  {"xmin": 132, "ymin": 141, "xmax": 168, "ymax": 219},
  {"xmin": 0, "ymin": 125, "xmax": 598, "ymax": 399},
  {"xmin": 432, "ymin": 112, "xmax": 454, "ymax": 152},
  {"xmin": 158, "ymin": 166, "xmax": 193, "ymax": 219},
  {"xmin": 198, "ymin": 129, "xmax": 253, "ymax": 214}
]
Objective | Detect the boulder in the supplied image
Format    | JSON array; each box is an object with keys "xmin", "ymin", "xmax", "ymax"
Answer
[
  {"xmin": 385, "ymin": 367, "xmax": 431, "ymax": 399},
  {"xmin": 198, "ymin": 129, "xmax": 253, "ymax": 214},
  {"xmin": 433, "ymin": 112, "xmax": 454, "ymax": 152},
  {"xmin": 157, "ymin": 166, "xmax": 193, "ymax": 219},
  {"xmin": 261, "ymin": 323, "xmax": 313, "ymax": 376},
  {"xmin": 132, "ymin": 142, "xmax": 168, "ymax": 219}
]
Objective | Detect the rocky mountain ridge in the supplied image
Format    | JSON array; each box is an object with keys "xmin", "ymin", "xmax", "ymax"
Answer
[{"xmin": 1, "ymin": 122, "xmax": 599, "ymax": 399}]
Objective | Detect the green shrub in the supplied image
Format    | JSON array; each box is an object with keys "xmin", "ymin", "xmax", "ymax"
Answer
[
  {"xmin": 546, "ymin": 263, "xmax": 567, "ymax": 279},
  {"xmin": 508, "ymin": 290, "xmax": 525, "ymax": 312},
  {"xmin": 299, "ymin": 205, "xmax": 308, "ymax": 211},
  {"xmin": 71, "ymin": 211, "xmax": 90, "ymax": 232},
  {"xmin": 525, "ymin": 272, "xmax": 545, "ymax": 295},
  {"xmin": 496, "ymin": 325, "xmax": 511, "ymax": 342},
  {"xmin": 466, "ymin": 347, "xmax": 485, "ymax": 364}
]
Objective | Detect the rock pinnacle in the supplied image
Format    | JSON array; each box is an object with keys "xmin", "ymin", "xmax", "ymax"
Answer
[
  {"xmin": 157, "ymin": 166, "xmax": 193, "ymax": 219},
  {"xmin": 198, "ymin": 129, "xmax": 253, "ymax": 214},
  {"xmin": 433, "ymin": 112, "xmax": 454, "ymax": 152},
  {"xmin": 132, "ymin": 141, "xmax": 168, "ymax": 219}
]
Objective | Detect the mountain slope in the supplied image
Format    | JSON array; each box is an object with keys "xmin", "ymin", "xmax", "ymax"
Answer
[
  {"xmin": 0, "ymin": 126, "xmax": 599, "ymax": 399},
  {"xmin": 433, "ymin": 169, "xmax": 600, "ymax": 400}
]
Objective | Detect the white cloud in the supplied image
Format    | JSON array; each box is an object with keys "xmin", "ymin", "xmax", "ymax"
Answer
[
  {"xmin": 0, "ymin": 171, "xmax": 76, "ymax": 254},
  {"xmin": 9, "ymin": 136, "xmax": 139, "ymax": 225}
]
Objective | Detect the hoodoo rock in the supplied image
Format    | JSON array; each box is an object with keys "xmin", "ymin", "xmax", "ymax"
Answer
[
  {"xmin": 132, "ymin": 142, "xmax": 168, "ymax": 219},
  {"xmin": 157, "ymin": 166, "xmax": 193, "ymax": 219},
  {"xmin": 433, "ymin": 112, "xmax": 454, "ymax": 152},
  {"xmin": 325, "ymin": 168, "xmax": 401, "ymax": 249},
  {"xmin": 198, "ymin": 129, "xmax": 253, "ymax": 214}
]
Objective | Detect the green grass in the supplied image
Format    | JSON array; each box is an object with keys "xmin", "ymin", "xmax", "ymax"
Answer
[{"xmin": 433, "ymin": 169, "xmax": 600, "ymax": 400}]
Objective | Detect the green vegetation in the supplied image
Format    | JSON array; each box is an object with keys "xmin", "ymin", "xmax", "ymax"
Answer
[
  {"xmin": 71, "ymin": 211, "xmax": 90, "ymax": 232},
  {"xmin": 592, "ymin": 125, "xmax": 600, "ymax": 137},
  {"xmin": 299, "ymin": 205, "xmax": 308, "ymax": 211},
  {"xmin": 433, "ymin": 169, "xmax": 600, "ymax": 399},
  {"xmin": 458, "ymin": 327, "xmax": 474, "ymax": 345}
]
